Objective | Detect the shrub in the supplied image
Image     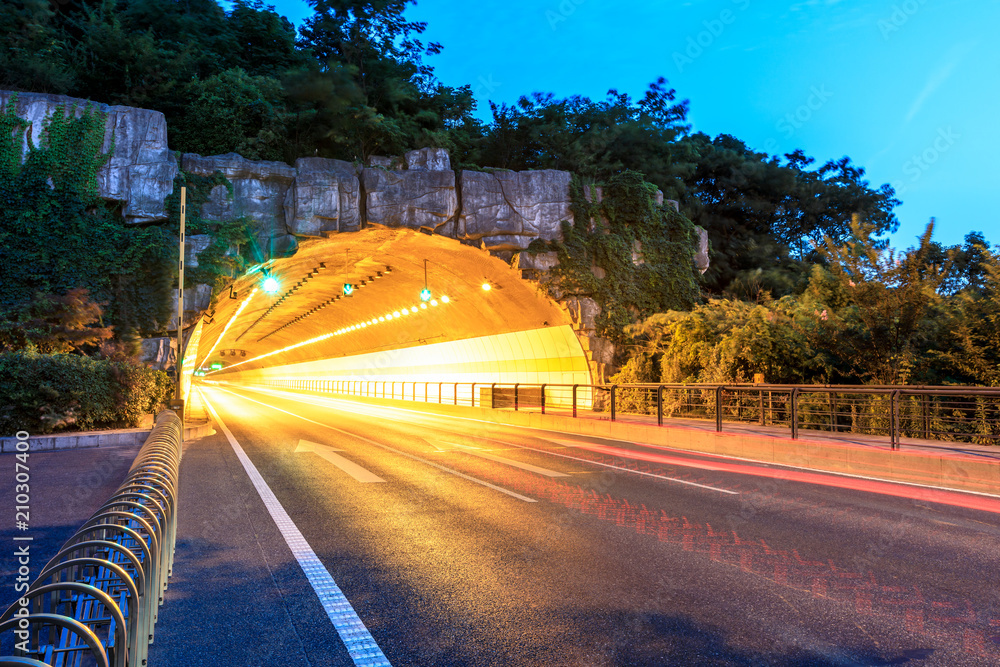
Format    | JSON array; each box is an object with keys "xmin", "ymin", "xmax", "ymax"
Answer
[{"xmin": 0, "ymin": 350, "xmax": 172, "ymax": 435}]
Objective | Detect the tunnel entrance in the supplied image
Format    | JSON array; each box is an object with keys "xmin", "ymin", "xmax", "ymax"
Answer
[{"xmin": 194, "ymin": 228, "xmax": 592, "ymax": 397}]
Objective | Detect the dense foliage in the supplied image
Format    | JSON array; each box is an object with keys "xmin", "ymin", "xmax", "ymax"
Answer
[
  {"xmin": 0, "ymin": 97, "xmax": 175, "ymax": 335},
  {"xmin": 0, "ymin": 349, "xmax": 172, "ymax": 434},
  {"xmin": 624, "ymin": 223, "xmax": 999, "ymax": 386}
]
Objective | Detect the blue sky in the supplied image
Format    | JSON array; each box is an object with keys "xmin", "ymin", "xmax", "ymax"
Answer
[{"xmin": 256, "ymin": 0, "xmax": 997, "ymax": 250}]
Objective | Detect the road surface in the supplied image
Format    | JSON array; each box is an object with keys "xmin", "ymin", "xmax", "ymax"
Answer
[{"xmin": 150, "ymin": 383, "xmax": 1000, "ymax": 666}]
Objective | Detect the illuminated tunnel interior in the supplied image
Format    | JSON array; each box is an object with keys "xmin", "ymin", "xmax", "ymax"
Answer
[{"xmin": 196, "ymin": 228, "xmax": 592, "ymax": 403}]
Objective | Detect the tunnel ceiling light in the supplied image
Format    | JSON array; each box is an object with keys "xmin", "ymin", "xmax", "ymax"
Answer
[
  {"xmin": 331, "ymin": 296, "xmax": 453, "ymax": 338},
  {"xmin": 482, "ymin": 282, "xmax": 492, "ymax": 292}
]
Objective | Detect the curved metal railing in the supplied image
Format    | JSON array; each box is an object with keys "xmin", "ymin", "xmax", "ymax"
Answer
[{"xmin": 0, "ymin": 411, "xmax": 182, "ymax": 666}]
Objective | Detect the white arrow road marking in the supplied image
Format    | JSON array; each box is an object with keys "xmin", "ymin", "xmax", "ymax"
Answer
[
  {"xmin": 295, "ymin": 439, "xmax": 386, "ymax": 483},
  {"xmin": 439, "ymin": 442, "xmax": 569, "ymax": 477},
  {"xmin": 211, "ymin": 386, "xmax": 536, "ymax": 503}
]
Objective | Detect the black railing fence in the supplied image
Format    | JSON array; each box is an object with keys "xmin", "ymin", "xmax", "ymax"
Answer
[{"xmin": 238, "ymin": 379, "xmax": 1000, "ymax": 449}]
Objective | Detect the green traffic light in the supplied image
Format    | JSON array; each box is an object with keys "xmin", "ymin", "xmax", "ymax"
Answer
[
  {"xmin": 343, "ymin": 283, "xmax": 355, "ymax": 296},
  {"xmin": 420, "ymin": 288, "xmax": 431, "ymax": 302}
]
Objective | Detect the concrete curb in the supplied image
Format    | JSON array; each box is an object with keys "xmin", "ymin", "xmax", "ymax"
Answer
[
  {"xmin": 276, "ymin": 389, "xmax": 1000, "ymax": 497},
  {"xmin": 0, "ymin": 428, "xmax": 152, "ymax": 453},
  {"xmin": 0, "ymin": 420, "xmax": 216, "ymax": 452},
  {"xmin": 183, "ymin": 421, "xmax": 215, "ymax": 440}
]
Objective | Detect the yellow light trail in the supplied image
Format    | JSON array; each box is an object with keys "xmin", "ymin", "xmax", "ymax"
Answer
[
  {"xmin": 207, "ymin": 331, "xmax": 335, "ymax": 374},
  {"xmin": 198, "ymin": 287, "xmax": 257, "ymax": 367}
]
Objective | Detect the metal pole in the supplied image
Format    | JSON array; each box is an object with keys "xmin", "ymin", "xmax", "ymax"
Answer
[
  {"xmin": 891, "ymin": 390, "xmax": 900, "ymax": 450},
  {"xmin": 657, "ymin": 385, "xmax": 664, "ymax": 426},
  {"xmin": 439, "ymin": 382, "xmax": 443, "ymax": 404},
  {"xmin": 514, "ymin": 383, "xmax": 519, "ymax": 411},
  {"xmin": 572, "ymin": 385, "xmax": 578, "ymax": 417},
  {"xmin": 490, "ymin": 382, "xmax": 497, "ymax": 409},
  {"xmin": 715, "ymin": 386, "xmax": 723, "ymax": 432},
  {"xmin": 791, "ymin": 387, "xmax": 800, "ymax": 440},
  {"xmin": 454, "ymin": 383, "xmax": 458, "ymax": 405},
  {"xmin": 610, "ymin": 385, "xmax": 617, "ymax": 421},
  {"xmin": 540, "ymin": 384, "xmax": 546, "ymax": 414},
  {"xmin": 175, "ymin": 186, "xmax": 186, "ymax": 401}
]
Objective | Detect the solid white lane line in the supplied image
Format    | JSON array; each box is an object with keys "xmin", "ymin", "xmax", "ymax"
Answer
[
  {"xmin": 211, "ymin": 387, "xmax": 536, "ymax": 503},
  {"xmin": 201, "ymin": 395, "xmax": 392, "ymax": 667},
  {"xmin": 295, "ymin": 439, "xmax": 386, "ymax": 483},
  {"xmin": 439, "ymin": 442, "xmax": 569, "ymax": 477}
]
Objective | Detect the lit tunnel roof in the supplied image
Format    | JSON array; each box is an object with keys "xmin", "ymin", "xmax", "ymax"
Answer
[{"xmin": 198, "ymin": 227, "xmax": 577, "ymax": 376}]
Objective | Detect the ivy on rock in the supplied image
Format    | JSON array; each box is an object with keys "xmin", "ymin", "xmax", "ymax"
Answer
[{"xmin": 536, "ymin": 170, "xmax": 702, "ymax": 347}]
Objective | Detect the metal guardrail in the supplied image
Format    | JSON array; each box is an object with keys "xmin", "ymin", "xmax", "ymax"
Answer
[
  {"xmin": 0, "ymin": 411, "xmax": 182, "ymax": 666},
  {"xmin": 252, "ymin": 379, "xmax": 1000, "ymax": 450}
]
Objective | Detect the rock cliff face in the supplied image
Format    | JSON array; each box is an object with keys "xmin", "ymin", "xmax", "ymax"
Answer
[
  {"xmin": 4, "ymin": 90, "xmax": 708, "ymax": 379},
  {"xmin": 0, "ymin": 90, "xmax": 178, "ymax": 224}
]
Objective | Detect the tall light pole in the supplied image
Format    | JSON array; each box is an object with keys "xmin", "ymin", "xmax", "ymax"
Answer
[{"xmin": 176, "ymin": 186, "xmax": 186, "ymax": 400}]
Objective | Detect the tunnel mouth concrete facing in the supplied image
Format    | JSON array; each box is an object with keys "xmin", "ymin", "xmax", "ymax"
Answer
[{"xmin": 196, "ymin": 228, "xmax": 592, "ymax": 401}]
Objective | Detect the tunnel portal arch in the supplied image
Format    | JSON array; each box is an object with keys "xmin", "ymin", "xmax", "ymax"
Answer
[{"xmin": 195, "ymin": 228, "xmax": 593, "ymax": 401}]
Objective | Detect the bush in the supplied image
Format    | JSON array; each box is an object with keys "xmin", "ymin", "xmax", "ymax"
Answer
[{"xmin": 0, "ymin": 350, "xmax": 172, "ymax": 435}]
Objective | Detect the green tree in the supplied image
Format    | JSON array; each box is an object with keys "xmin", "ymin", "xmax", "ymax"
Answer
[
  {"xmin": 0, "ymin": 0, "xmax": 74, "ymax": 93},
  {"xmin": 174, "ymin": 68, "xmax": 291, "ymax": 161},
  {"xmin": 630, "ymin": 296, "xmax": 820, "ymax": 385},
  {"xmin": 816, "ymin": 218, "xmax": 950, "ymax": 384},
  {"xmin": 0, "ymin": 288, "xmax": 114, "ymax": 353}
]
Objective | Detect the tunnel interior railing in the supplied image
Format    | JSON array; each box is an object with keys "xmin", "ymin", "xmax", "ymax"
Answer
[
  {"xmin": 0, "ymin": 411, "xmax": 182, "ymax": 667},
  {"xmin": 242, "ymin": 379, "xmax": 1000, "ymax": 449}
]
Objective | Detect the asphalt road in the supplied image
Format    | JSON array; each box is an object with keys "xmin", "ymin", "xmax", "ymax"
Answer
[{"xmin": 153, "ymin": 384, "xmax": 1000, "ymax": 666}]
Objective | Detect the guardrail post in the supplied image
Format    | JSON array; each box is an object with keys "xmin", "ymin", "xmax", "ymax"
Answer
[
  {"xmin": 891, "ymin": 389, "xmax": 901, "ymax": 450},
  {"xmin": 760, "ymin": 389, "xmax": 766, "ymax": 426},
  {"xmin": 454, "ymin": 383, "xmax": 458, "ymax": 405},
  {"xmin": 715, "ymin": 386, "xmax": 723, "ymax": 432},
  {"xmin": 425, "ymin": 381, "xmax": 429, "ymax": 402},
  {"xmin": 572, "ymin": 385, "xmax": 578, "ymax": 417},
  {"xmin": 791, "ymin": 387, "xmax": 800, "ymax": 440},
  {"xmin": 830, "ymin": 392, "xmax": 836, "ymax": 432},
  {"xmin": 610, "ymin": 385, "xmax": 617, "ymax": 421},
  {"xmin": 490, "ymin": 382, "xmax": 497, "ymax": 409},
  {"xmin": 657, "ymin": 385, "xmax": 664, "ymax": 426},
  {"xmin": 439, "ymin": 382, "xmax": 443, "ymax": 404},
  {"xmin": 540, "ymin": 385, "xmax": 547, "ymax": 414},
  {"xmin": 922, "ymin": 394, "xmax": 929, "ymax": 440},
  {"xmin": 514, "ymin": 383, "xmax": 519, "ymax": 411},
  {"xmin": 471, "ymin": 383, "xmax": 477, "ymax": 407}
]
